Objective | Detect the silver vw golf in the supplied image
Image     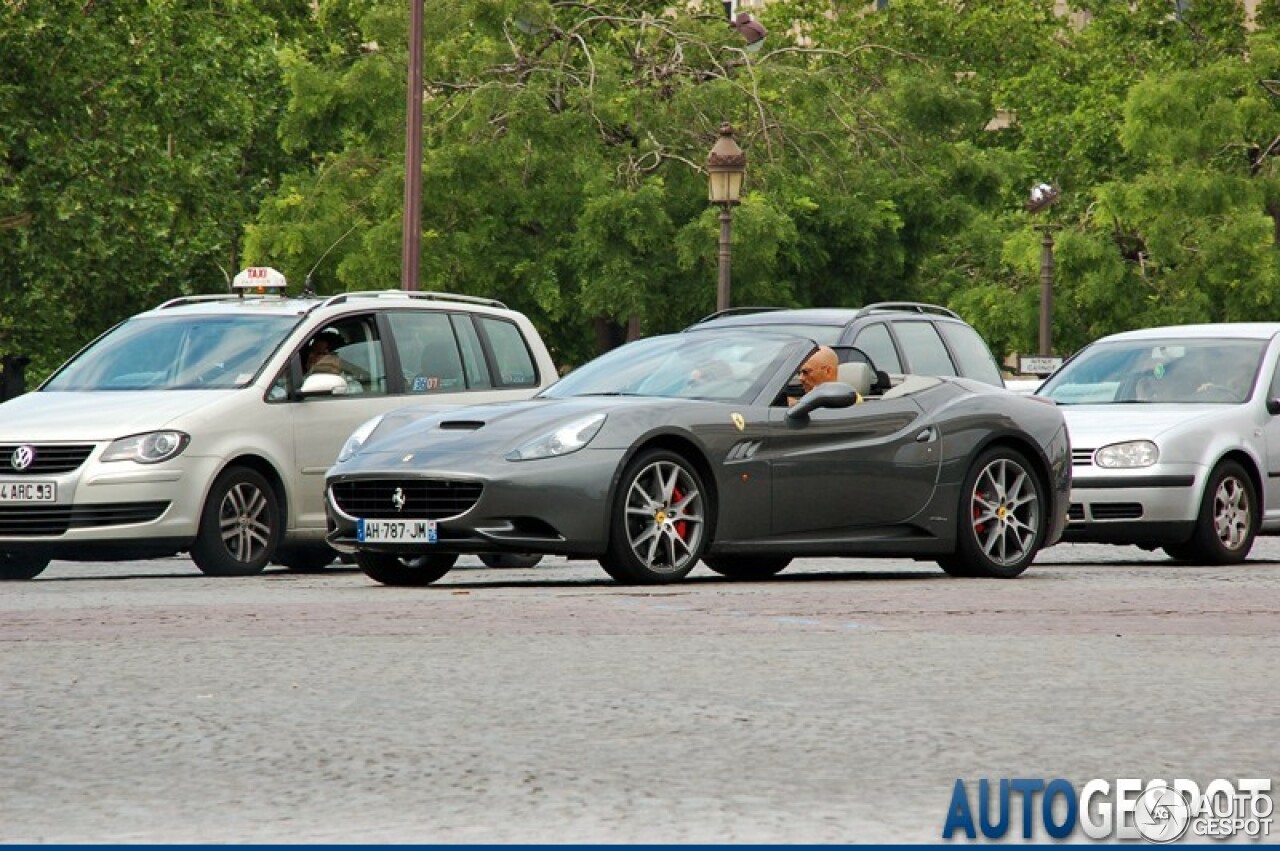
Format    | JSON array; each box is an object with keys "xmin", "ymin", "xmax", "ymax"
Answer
[{"xmin": 1037, "ymin": 323, "xmax": 1280, "ymax": 563}]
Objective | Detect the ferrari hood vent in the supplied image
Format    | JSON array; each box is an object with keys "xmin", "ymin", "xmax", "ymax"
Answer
[{"xmin": 438, "ymin": 420, "xmax": 485, "ymax": 431}]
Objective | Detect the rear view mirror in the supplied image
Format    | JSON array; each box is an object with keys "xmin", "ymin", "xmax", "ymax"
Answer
[{"xmin": 299, "ymin": 373, "xmax": 349, "ymax": 397}]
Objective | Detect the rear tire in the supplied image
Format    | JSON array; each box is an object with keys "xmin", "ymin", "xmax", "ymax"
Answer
[
  {"xmin": 0, "ymin": 552, "xmax": 50, "ymax": 581},
  {"xmin": 357, "ymin": 552, "xmax": 457, "ymax": 586},
  {"xmin": 1181, "ymin": 460, "xmax": 1257, "ymax": 565},
  {"xmin": 938, "ymin": 447, "xmax": 1044, "ymax": 579},
  {"xmin": 598, "ymin": 449, "xmax": 709, "ymax": 585},
  {"xmin": 190, "ymin": 466, "xmax": 281, "ymax": 577},
  {"xmin": 702, "ymin": 555, "xmax": 791, "ymax": 580},
  {"xmin": 479, "ymin": 553, "xmax": 543, "ymax": 569}
]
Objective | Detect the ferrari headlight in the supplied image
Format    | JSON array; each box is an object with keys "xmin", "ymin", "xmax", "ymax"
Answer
[
  {"xmin": 337, "ymin": 414, "xmax": 385, "ymax": 463},
  {"xmin": 101, "ymin": 430, "xmax": 190, "ymax": 464},
  {"xmin": 1094, "ymin": 440, "xmax": 1158, "ymax": 469},
  {"xmin": 507, "ymin": 413, "xmax": 606, "ymax": 461}
]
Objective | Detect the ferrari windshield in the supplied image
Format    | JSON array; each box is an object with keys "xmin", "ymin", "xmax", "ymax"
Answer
[
  {"xmin": 1038, "ymin": 338, "xmax": 1265, "ymax": 405},
  {"xmin": 542, "ymin": 333, "xmax": 803, "ymax": 402},
  {"xmin": 43, "ymin": 314, "xmax": 299, "ymax": 391}
]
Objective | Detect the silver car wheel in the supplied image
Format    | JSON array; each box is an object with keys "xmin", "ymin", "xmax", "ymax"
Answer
[
  {"xmin": 623, "ymin": 459, "xmax": 705, "ymax": 575},
  {"xmin": 219, "ymin": 481, "xmax": 272, "ymax": 564},
  {"xmin": 970, "ymin": 456, "xmax": 1041, "ymax": 568},
  {"xmin": 1213, "ymin": 475, "xmax": 1251, "ymax": 552}
]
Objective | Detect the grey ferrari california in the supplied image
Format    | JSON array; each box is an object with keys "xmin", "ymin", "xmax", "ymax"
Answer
[{"xmin": 325, "ymin": 330, "xmax": 1070, "ymax": 585}]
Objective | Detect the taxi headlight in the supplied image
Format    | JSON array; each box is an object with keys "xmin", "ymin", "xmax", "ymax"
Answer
[
  {"xmin": 507, "ymin": 413, "xmax": 606, "ymax": 461},
  {"xmin": 337, "ymin": 414, "xmax": 385, "ymax": 463},
  {"xmin": 1094, "ymin": 440, "xmax": 1158, "ymax": 469},
  {"xmin": 101, "ymin": 431, "xmax": 190, "ymax": 464}
]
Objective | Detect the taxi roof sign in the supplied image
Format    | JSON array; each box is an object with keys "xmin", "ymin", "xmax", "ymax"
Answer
[{"xmin": 232, "ymin": 266, "xmax": 288, "ymax": 294}]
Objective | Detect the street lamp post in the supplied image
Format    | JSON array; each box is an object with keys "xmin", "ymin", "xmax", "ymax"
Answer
[
  {"xmin": 1024, "ymin": 182, "xmax": 1060, "ymax": 357},
  {"xmin": 401, "ymin": 0, "xmax": 424, "ymax": 292},
  {"xmin": 706, "ymin": 123, "xmax": 747, "ymax": 313},
  {"xmin": 1037, "ymin": 225, "xmax": 1054, "ymax": 356}
]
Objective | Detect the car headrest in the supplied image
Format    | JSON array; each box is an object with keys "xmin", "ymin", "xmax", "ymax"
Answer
[{"xmin": 837, "ymin": 362, "xmax": 873, "ymax": 396}]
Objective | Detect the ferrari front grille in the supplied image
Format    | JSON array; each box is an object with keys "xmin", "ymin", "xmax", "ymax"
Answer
[{"xmin": 331, "ymin": 480, "xmax": 483, "ymax": 520}]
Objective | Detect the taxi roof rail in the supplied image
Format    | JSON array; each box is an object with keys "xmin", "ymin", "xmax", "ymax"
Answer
[
  {"xmin": 155, "ymin": 293, "xmax": 243, "ymax": 310},
  {"xmin": 319, "ymin": 290, "xmax": 508, "ymax": 310}
]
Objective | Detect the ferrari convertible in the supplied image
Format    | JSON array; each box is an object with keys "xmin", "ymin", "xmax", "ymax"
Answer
[{"xmin": 325, "ymin": 330, "xmax": 1070, "ymax": 585}]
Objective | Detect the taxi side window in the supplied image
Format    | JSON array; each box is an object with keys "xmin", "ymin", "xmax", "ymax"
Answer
[
  {"xmin": 452, "ymin": 315, "xmax": 492, "ymax": 390},
  {"xmin": 477, "ymin": 317, "xmax": 538, "ymax": 387},
  {"xmin": 386, "ymin": 311, "xmax": 466, "ymax": 394}
]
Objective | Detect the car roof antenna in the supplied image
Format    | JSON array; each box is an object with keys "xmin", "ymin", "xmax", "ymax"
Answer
[{"xmin": 302, "ymin": 222, "xmax": 360, "ymax": 297}]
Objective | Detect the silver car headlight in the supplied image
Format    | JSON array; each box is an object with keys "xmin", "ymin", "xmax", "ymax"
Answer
[
  {"xmin": 507, "ymin": 413, "xmax": 606, "ymax": 461},
  {"xmin": 337, "ymin": 414, "xmax": 386, "ymax": 463},
  {"xmin": 101, "ymin": 430, "xmax": 190, "ymax": 464},
  {"xmin": 1094, "ymin": 440, "xmax": 1159, "ymax": 469}
]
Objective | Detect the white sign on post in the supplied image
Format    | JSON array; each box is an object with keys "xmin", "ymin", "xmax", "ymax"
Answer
[{"xmin": 1019, "ymin": 356, "xmax": 1064, "ymax": 376}]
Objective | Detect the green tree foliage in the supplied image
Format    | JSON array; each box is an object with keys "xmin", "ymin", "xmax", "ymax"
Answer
[
  {"xmin": 0, "ymin": 1, "xmax": 309, "ymax": 379},
  {"xmin": 10, "ymin": 0, "xmax": 1280, "ymax": 379}
]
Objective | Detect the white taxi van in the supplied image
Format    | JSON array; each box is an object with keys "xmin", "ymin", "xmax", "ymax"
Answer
[{"xmin": 0, "ymin": 268, "xmax": 557, "ymax": 579}]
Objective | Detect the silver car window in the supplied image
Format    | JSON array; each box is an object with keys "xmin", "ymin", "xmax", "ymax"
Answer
[{"xmin": 1040, "ymin": 338, "xmax": 1265, "ymax": 404}]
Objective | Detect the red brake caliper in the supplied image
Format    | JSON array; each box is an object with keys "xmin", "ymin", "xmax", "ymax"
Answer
[
  {"xmin": 973, "ymin": 489, "xmax": 987, "ymax": 535},
  {"xmin": 672, "ymin": 485, "xmax": 688, "ymax": 540}
]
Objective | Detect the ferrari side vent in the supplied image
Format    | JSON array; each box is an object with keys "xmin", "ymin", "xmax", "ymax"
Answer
[{"xmin": 439, "ymin": 421, "xmax": 485, "ymax": 431}]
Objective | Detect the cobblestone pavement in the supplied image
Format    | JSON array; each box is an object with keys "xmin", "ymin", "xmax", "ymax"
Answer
[{"xmin": 2, "ymin": 542, "xmax": 1278, "ymax": 843}]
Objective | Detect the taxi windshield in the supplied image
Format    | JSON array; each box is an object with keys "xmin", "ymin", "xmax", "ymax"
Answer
[{"xmin": 43, "ymin": 314, "xmax": 299, "ymax": 391}]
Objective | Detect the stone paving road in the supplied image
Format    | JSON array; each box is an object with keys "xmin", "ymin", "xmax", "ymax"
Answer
[{"xmin": 2, "ymin": 542, "xmax": 1278, "ymax": 843}]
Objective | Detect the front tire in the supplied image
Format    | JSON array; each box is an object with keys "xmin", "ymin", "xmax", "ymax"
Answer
[
  {"xmin": 599, "ymin": 449, "xmax": 709, "ymax": 585},
  {"xmin": 357, "ymin": 552, "xmax": 457, "ymax": 586},
  {"xmin": 1179, "ymin": 460, "xmax": 1257, "ymax": 565},
  {"xmin": 938, "ymin": 447, "xmax": 1044, "ymax": 579},
  {"xmin": 0, "ymin": 552, "xmax": 50, "ymax": 581},
  {"xmin": 702, "ymin": 555, "xmax": 791, "ymax": 580},
  {"xmin": 275, "ymin": 545, "xmax": 337, "ymax": 573},
  {"xmin": 190, "ymin": 466, "xmax": 281, "ymax": 577},
  {"xmin": 479, "ymin": 553, "xmax": 543, "ymax": 569}
]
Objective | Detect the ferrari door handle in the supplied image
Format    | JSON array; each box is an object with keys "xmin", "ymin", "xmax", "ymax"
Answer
[{"xmin": 915, "ymin": 427, "xmax": 936, "ymax": 442}]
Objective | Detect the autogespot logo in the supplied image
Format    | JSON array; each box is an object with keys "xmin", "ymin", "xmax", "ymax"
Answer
[{"xmin": 942, "ymin": 778, "xmax": 1273, "ymax": 842}]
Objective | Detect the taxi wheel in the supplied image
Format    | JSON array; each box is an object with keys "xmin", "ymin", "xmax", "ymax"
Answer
[
  {"xmin": 0, "ymin": 552, "xmax": 50, "ymax": 581},
  {"xmin": 356, "ymin": 552, "xmax": 457, "ymax": 586},
  {"xmin": 191, "ymin": 466, "xmax": 281, "ymax": 577}
]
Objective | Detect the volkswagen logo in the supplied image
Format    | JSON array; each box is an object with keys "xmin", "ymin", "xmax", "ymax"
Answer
[
  {"xmin": 391, "ymin": 487, "xmax": 406, "ymax": 512},
  {"xmin": 11, "ymin": 445, "xmax": 35, "ymax": 471}
]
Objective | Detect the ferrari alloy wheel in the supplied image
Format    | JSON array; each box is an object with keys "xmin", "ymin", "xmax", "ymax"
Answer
[
  {"xmin": 939, "ymin": 447, "xmax": 1043, "ymax": 579},
  {"xmin": 356, "ymin": 552, "xmax": 458, "ymax": 586},
  {"xmin": 702, "ymin": 555, "xmax": 792, "ymax": 580},
  {"xmin": 0, "ymin": 551, "xmax": 50, "ymax": 581},
  {"xmin": 600, "ymin": 450, "xmax": 708, "ymax": 584},
  {"xmin": 1180, "ymin": 460, "xmax": 1257, "ymax": 565},
  {"xmin": 191, "ymin": 466, "xmax": 281, "ymax": 577}
]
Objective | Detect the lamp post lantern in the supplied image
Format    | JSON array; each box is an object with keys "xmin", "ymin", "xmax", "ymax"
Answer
[
  {"xmin": 1024, "ymin": 182, "xmax": 1059, "ymax": 357},
  {"xmin": 706, "ymin": 123, "xmax": 747, "ymax": 313}
]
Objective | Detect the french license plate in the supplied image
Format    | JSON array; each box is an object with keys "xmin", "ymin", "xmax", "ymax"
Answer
[
  {"xmin": 357, "ymin": 518, "xmax": 437, "ymax": 543},
  {"xmin": 0, "ymin": 480, "xmax": 55, "ymax": 502}
]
